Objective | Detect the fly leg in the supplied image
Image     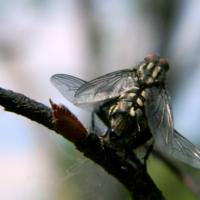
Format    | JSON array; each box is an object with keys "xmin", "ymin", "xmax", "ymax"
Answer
[
  {"xmin": 143, "ymin": 140, "xmax": 155, "ymax": 172},
  {"xmin": 92, "ymin": 111, "xmax": 108, "ymax": 135},
  {"xmin": 123, "ymin": 145, "xmax": 135, "ymax": 162}
]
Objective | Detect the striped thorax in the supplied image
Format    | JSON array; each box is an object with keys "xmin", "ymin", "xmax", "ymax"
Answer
[{"xmin": 137, "ymin": 55, "xmax": 169, "ymax": 85}]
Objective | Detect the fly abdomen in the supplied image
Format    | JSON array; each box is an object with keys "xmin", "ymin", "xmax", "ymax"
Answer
[{"xmin": 108, "ymin": 90, "xmax": 147, "ymax": 137}]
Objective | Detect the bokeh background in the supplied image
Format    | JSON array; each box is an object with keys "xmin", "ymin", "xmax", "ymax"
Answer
[{"xmin": 1, "ymin": 0, "xmax": 200, "ymax": 199}]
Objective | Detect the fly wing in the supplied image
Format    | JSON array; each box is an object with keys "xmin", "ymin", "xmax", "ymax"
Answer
[
  {"xmin": 73, "ymin": 69, "xmax": 139, "ymax": 108},
  {"xmin": 50, "ymin": 74, "xmax": 87, "ymax": 103},
  {"xmin": 51, "ymin": 69, "xmax": 138, "ymax": 112},
  {"xmin": 154, "ymin": 129, "xmax": 200, "ymax": 168},
  {"xmin": 144, "ymin": 87, "xmax": 174, "ymax": 145}
]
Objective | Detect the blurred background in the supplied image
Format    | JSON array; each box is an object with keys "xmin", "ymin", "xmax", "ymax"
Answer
[{"xmin": 1, "ymin": 0, "xmax": 200, "ymax": 199}]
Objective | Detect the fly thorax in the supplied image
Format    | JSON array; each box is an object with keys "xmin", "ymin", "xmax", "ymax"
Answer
[{"xmin": 137, "ymin": 55, "xmax": 170, "ymax": 85}]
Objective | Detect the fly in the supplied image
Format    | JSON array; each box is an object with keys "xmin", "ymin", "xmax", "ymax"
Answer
[{"xmin": 50, "ymin": 55, "xmax": 200, "ymax": 168}]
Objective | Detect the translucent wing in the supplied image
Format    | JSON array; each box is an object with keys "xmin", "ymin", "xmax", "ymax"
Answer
[
  {"xmin": 154, "ymin": 129, "xmax": 200, "ymax": 168},
  {"xmin": 73, "ymin": 69, "xmax": 139, "ymax": 107},
  {"xmin": 144, "ymin": 86, "xmax": 174, "ymax": 145},
  {"xmin": 51, "ymin": 70, "xmax": 138, "ymax": 111},
  {"xmin": 50, "ymin": 74, "xmax": 87, "ymax": 102}
]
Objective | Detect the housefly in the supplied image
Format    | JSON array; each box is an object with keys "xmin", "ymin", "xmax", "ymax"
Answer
[{"xmin": 50, "ymin": 55, "xmax": 200, "ymax": 168}]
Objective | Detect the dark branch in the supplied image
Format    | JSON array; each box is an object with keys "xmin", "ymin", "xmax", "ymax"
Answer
[
  {"xmin": 76, "ymin": 133, "xmax": 165, "ymax": 200},
  {"xmin": 4, "ymin": 87, "xmax": 195, "ymax": 199},
  {"xmin": 0, "ymin": 87, "xmax": 57, "ymax": 133}
]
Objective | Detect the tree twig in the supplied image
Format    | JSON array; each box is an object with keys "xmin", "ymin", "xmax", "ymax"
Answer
[
  {"xmin": 0, "ymin": 87, "xmax": 167, "ymax": 199},
  {"xmin": 0, "ymin": 87, "xmax": 56, "ymax": 132}
]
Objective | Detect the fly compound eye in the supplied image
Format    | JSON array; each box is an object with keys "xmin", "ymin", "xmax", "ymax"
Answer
[
  {"xmin": 160, "ymin": 58, "xmax": 170, "ymax": 71},
  {"xmin": 144, "ymin": 55, "xmax": 155, "ymax": 63}
]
